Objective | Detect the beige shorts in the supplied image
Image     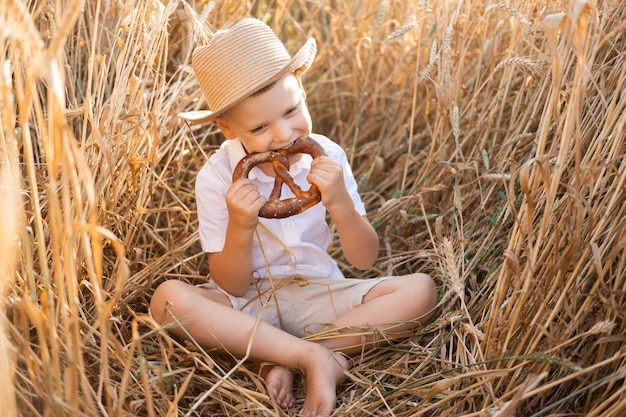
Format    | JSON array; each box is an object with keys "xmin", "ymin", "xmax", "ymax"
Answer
[{"xmin": 198, "ymin": 275, "xmax": 391, "ymax": 337}]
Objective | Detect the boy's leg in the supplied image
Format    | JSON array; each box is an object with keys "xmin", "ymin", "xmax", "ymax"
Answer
[
  {"xmin": 317, "ymin": 273, "xmax": 438, "ymax": 354},
  {"xmin": 150, "ymin": 280, "xmax": 347, "ymax": 417}
]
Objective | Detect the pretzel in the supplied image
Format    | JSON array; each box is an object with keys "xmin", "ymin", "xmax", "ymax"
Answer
[{"xmin": 232, "ymin": 136, "xmax": 327, "ymax": 219}]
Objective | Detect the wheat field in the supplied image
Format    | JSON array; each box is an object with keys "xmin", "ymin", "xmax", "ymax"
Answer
[{"xmin": 1, "ymin": 0, "xmax": 624, "ymax": 416}]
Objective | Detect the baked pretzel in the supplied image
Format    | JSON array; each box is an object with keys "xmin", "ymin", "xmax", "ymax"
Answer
[{"xmin": 232, "ymin": 136, "xmax": 327, "ymax": 219}]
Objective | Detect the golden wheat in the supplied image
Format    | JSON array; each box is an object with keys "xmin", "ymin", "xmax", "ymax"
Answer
[{"xmin": 1, "ymin": 0, "xmax": 624, "ymax": 416}]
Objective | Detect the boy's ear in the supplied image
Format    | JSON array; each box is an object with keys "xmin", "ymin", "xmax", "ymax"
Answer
[
  {"xmin": 212, "ymin": 117, "xmax": 237, "ymax": 139},
  {"xmin": 294, "ymin": 69, "xmax": 307, "ymax": 99}
]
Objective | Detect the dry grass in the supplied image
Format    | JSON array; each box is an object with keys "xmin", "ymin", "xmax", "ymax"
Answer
[{"xmin": 1, "ymin": 0, "xmax": 625, "ymax": 415}]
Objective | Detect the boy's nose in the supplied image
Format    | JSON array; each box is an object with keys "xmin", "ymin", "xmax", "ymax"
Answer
[{"xmin": 272, "ymin": 121, "xmax": 293, "ymax": 145}]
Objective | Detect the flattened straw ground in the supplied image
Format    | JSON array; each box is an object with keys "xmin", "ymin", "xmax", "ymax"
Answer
[{"xmin": 1, "ymin": 0, "xmax": 624, "ymax": 416}]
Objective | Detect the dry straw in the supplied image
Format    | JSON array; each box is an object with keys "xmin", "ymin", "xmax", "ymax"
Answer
[{"xmin": 1, "ymin": 0, "xmax": 625, "ymax": 416}]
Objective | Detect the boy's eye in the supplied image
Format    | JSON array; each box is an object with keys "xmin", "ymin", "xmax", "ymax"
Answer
[
  {"xmin": 250, "ymin": 125, "xmax": 266, "ymax": 134},
  {"xmin": 284, "ymin": 104, "xmax": 299, "ymax": 116}
]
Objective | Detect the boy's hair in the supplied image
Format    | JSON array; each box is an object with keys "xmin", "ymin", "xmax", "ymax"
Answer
[
  {"xmin": 251, "ymin": 79, "xmax": 279, "ymax": 98},
  {"xmin": 178, "ymin": 18, "xmax": 316, "ymax": 124}
]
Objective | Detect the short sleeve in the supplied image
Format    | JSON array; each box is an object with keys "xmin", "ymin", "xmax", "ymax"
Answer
[{"xmin": 195, "ymin": 155, "xmax": 232, "ymax": 253}]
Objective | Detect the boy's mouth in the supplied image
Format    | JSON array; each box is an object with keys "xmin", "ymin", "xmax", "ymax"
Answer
[{"xmin": 272, "ymin": 139, "xmax": 298, "ymax": 152}]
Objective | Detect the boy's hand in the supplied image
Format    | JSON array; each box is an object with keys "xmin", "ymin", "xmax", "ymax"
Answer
[
  {"xmin": 226, "ymin": 178, "xmax": 266, "ymax": 228},
  {"xmin": 307, "ymin": 156, "xmax": 352, "ymax": 214}
]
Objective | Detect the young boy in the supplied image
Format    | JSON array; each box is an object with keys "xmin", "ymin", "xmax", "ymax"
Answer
[{"xmin": 150, "ymin": 18, "xmax": 438, "ymax": 417}]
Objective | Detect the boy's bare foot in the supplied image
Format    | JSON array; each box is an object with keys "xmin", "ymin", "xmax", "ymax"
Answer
[
  {"xmin": 300, "ymin": 348, "xmax": 349, "ymax": 417},
  {"xmin": 261, "ymin": 365, "xmax": 295, "ymax": 409}
]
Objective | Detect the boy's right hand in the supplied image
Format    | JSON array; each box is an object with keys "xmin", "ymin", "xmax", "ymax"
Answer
[{"xmin": 226, "ymin": 178, "xmax": 267, "ymax": 229}]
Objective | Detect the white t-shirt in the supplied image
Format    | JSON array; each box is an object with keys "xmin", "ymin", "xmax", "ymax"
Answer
[{"xmin": 195, "ymin": 133, "xmax": 366, "ymax": 279}]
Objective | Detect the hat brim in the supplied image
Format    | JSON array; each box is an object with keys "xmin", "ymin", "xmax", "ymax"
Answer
[
  {"xmin": 179, "ymin": 37, "xmax": 317, "ymax": 123},
  {"xmin": 178, "ymin": 109, "xmax": 216, "ymax": 123}
]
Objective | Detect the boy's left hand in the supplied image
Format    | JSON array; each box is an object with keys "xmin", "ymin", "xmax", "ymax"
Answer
[{"xmin": 307, "ymin": 156, "xmax": 352, "ymax": 213}]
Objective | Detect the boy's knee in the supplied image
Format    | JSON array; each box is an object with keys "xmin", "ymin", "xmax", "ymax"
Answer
[
  {"xmin": 413, "ymin": 272, "xmax": 439, "ymax": 304},
  {"xmin": 399, "ymin": 273, "xmax": 438, "ymax": 315},
  {"xmin": 411, "ymin": 273, "xmax": 439, "ymax": 320},
  {"xmin": 150, "ymin": 280, "xmax": 184, "ymax": 324},
  {"xmin": 384, "ymin": 273, "xmax": 439, "ymax": 323}
]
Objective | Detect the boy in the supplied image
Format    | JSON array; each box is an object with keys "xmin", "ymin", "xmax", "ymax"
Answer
[{"xmin": 150, "ymin": 18, "xmax": 438, "ymax": 417}]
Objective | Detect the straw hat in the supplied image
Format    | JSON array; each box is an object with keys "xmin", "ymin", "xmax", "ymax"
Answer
[{"xmin": 179, "ymin": 18, "xmax": 317, "ymax": 123}]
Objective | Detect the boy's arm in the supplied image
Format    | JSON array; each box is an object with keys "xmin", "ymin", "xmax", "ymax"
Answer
[
  {"xmin": 207, "ymin": 226, "xmax": 255, "ymax": 297},
  {"xmin": 207, "ymin": 178, "xmax": 266, "ymax": 296},
  {"xmin": 330, "ymin": 209, "xmax": 379, "ymax": 270},
  {"xmin": 308, "ymin": 157, "xmax": 379, "ymax": 270}
]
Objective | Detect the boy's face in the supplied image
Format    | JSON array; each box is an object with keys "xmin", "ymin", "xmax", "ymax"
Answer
[{"xmin": 213, "ymin": 73, "xmax": 312, "ymax": 155}]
